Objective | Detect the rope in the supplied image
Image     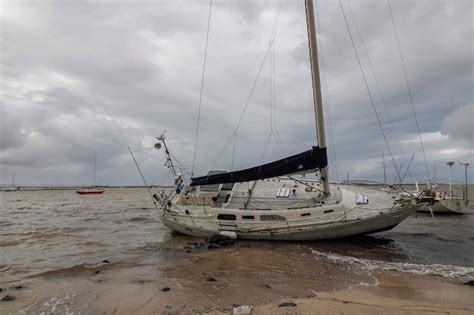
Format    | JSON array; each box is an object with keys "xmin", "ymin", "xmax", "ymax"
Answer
[
  {"xmin": 270, "ymin": 0, "xmax": 287, "ymax": 156},
  {"xmin": 386, "ymin": 0, "xmax": 431, "ymax": 183},
  {"xmin": 209, "ymin": 37, "xmax": 272, "ymax": 171},
  {"xmin": 210, "ymin": 0, "xmax": 284, "ymax": 172},
  {"xmin": 191, "ymin": 0, "xmax": 213, "ymax": 176},
  {"xmin": 346, "ymin": 1, "xmax": 414, "ymax": 183},
  {"xmin": 338, "ymin": 0, "xmax": 401, "ymax": 182},
  {"xmin": 259, "ymin": 0, "xmax": 285, "ymax": 165},
  {"xmin": 91, "ymin": 89, "xmax": 163, "ymax": 216}
]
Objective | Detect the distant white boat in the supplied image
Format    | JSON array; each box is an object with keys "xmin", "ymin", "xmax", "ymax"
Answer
[
  {"xmin": 418, "ymin": 161, "xmax": 469, "ymax": 214},
  {"xmin": 2, "ymin": 172, "xmax": 19, "ymax": 192},
  {"xmin": 418, "ymin": 190, "xmax": 467, "ymax": 214}
]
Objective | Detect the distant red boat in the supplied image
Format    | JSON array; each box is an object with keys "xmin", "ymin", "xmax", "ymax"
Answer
[{"xmin": 76, "ymin": 189, "xmax": 104, "ymax": 195}]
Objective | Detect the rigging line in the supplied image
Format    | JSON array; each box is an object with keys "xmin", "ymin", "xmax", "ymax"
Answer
[
  {"xmin": 231, "ymin": 137, "xmax": 237, "ymax": 171},
  {"xmin": 259, "ymin": 130, "xmax": 273, "ymax": 165},
  {"xmin": 338, "ymin": 0, "xmax": 401, "ymax": 182},
  {"xmin": 268, "ymin": 54, "xmax": 285, "ymax": 159},
  {"xmin": 267, "ymin": 25, "xmax": 286, "ymax": 158},
  {"xmin": 90, "ymin": 89, "xmax": 162, "ymax": 216},
  {"xmin": 386, "ymin": 0, "xmax": 431, "ymax": 182},
  {"xmin": 271, "ymin": 41, "xmax": 275, "ymax": 132},
  {"xmin": 273, "ymin": 128, "xmax": 286, "ymax": 156},
  {"xmin": 260, "ymin": 0, "xmax": 284, "ymax": 162},
  {"xmin": 346, "ymin": 0, "xmax": 413, "ymax": 182},
  {"xmin": 315, "ymin": 0, "xmax": 339, "ymax": 182},
  {"xmin": 270, "ymin": 0, "xmax": 283, "ymax": 40},
  {"xmin": 262, "ymin": 0, "xmax": 285, "ymax": 163},
  {"xmin": 209, "ymin": 0, "xmax": 283, "ymax": 171},
  {"xmin": 271, "ymin": 0, "xmax": 287, "ymax": 155},
  {"xmin": 191, "ymin": 0, "xmax": 213, "ymax": 176},
  {"xmin": 269, "ymin": 36, "xmax": 286, "ymax": 156},
  {"xmin": 168, "ymin": 152, "xmax": 192, "ymax": 178},
  {"xmin": 399, "ymin": 153, "xmax": 415, "ymax": 185},
  {"xmin": 209, "ymin": 41, "xmax": 272, "ymax": 170}
]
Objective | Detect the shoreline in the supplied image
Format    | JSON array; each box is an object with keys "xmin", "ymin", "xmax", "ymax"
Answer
[
  {"xmin": 2, "ymin": 245, "xmax": 473, "ymax": 314},
  {"xmin": 247, "ymin": 273, "xmax": 474, "ymax": 314}
]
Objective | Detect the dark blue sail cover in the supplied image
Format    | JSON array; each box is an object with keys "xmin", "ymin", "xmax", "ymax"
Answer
[{"xmin": 190, "ymin": 146, "xmax": 327, "ymax": 186}]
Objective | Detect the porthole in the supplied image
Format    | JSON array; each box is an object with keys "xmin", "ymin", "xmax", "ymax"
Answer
[{"xmin": 217, "ymin": 214, "xmax": 236, "ymax": 221}]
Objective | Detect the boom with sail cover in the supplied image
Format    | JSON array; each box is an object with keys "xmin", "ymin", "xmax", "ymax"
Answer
[{"xmin": 190, "ymin": 146, "xmax": 327, "ymax": 186}]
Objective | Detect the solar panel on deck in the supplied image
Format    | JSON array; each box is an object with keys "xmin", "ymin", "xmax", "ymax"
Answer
[{"xmin": 199, "ymin": 170, "xmax": 226, "ymax": 191}]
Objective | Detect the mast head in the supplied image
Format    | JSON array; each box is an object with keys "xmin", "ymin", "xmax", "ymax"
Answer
[
  {"xmin": 446, "ymin": 161, "xmax": 455, "ymax": 166},
  {"xmin": 156, "ymin": 130, "xmax": 167, "ymax": 141}
]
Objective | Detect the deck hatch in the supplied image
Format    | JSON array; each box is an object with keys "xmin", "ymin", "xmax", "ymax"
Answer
[{"xmin": 276, "ymin": 188, "xmax": 291, "ymax": 198}]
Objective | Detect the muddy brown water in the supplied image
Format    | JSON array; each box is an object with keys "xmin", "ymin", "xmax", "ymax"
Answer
[{"xmin": 1, "ymin": 187, "xmax": 473, "ymax": 313}]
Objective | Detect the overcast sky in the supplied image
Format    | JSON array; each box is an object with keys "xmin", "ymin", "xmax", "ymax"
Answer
[{"xmin": 1, "ymin": 0, "xmax": 472, "ymax": 186}]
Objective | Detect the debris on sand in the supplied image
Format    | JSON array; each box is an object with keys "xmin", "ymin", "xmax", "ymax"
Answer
[
  {"xmin": 206, "ymin": 234, "xmax": 235, "ymax": 248},
  {"xmin": 206, "ymin": 276, "xmax": 217, "ymax": 282},
  {"xmin": 183, "ymin": 242, "xmax": 205, "ymax": 251},
  {"xmin": 278, "ymin": 302, "xmax": 297, "ymax": 307},
  {"xmin": 1, "ymin": 295, "xmax": 16, "ymax": 302},
  {"xmin": 10, "ymin": 285, "xmax": 23, "ymax": 290},
  {"xmin": 233, "ymin": 304, "xmax": 253, "ymax": 314}
]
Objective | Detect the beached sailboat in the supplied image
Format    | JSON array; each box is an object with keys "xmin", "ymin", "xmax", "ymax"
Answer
[
  {"xmin": 153, "ymin": 0, "xmax": 420, "ymax": 240},
  {"xmin": 76, "ymin": 153, "xmax": 104, "ymax": 195},
  {"xmin": 418, "ymin": 161, "xmax": 469, "ymax": 214}
]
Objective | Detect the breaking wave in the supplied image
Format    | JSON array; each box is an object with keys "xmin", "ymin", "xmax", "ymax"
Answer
[{"xmin": 311, "ymin": 249, "xmax": 474, "ymax": 281}]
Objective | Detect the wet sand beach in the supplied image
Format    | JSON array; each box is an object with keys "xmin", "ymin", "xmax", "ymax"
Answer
[
  {"xmin": 1, "ymin": 244, "xmax": 473, "ymax": 314},
  {"xmin": 1, "ymin": 187, "xmax": 473, "ymax": 314}
]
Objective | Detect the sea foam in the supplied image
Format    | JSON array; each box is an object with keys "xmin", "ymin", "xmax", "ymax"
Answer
[{"xmin": 311, "ymin": 249, "xmax": 474, "ymax": 281}]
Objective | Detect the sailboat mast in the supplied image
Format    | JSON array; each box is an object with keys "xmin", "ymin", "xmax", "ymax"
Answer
[
  {"xmin": 305, "ymin": 0, "xmax": 330, "ymax": 195},
  {"xmin": 94, "ymin": 152, "xmax": 97, "ymax": 187}
]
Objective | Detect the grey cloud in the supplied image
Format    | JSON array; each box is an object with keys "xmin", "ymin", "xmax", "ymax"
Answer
[
  {"xmin": 1, "ymin": 0, "xmax": 472, "ymax": 186},
  {"xmin": 441, "ymin": 103, "xmax": 474, "ymax": 143},
  {"xmin": 0, "ymin": 105, "xmax": 26, "ymax": 150}
]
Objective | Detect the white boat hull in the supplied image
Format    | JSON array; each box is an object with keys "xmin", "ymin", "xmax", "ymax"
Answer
[
  {"xmin": 418, "ymin": 198, "xmax": 467, "ymax": 214},
  {"xmin": 163, "ymin": 205, "xmax": 414, "ymax": 241},
  {"xmin": 159, "ymin": 181, "xmax": 418, "ymax": 241}
]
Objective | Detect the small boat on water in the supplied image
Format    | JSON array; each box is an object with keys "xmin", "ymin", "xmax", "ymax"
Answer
[
  {"xmin": 76, "ymin": 189, "xmax": 105, "ymax": 195},
  {"xmin": 76, "ymin": 150, "xmax": 104, "ymax": 195}
]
